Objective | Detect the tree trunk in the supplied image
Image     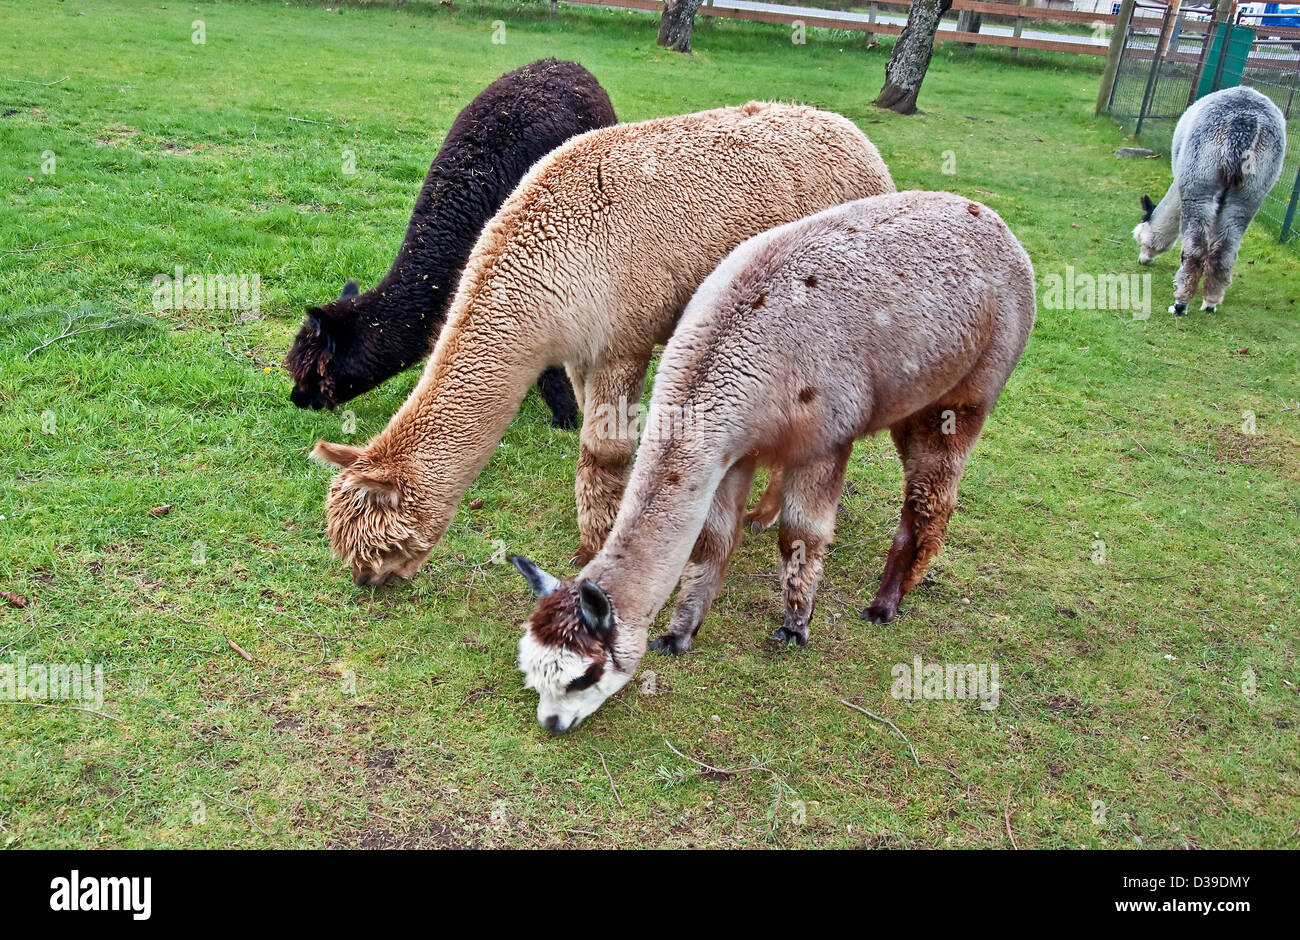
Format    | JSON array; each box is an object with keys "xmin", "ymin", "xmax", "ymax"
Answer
[
  {"xmin": 658, "ymin": 0, "xmax": 706, "ymax": 53},
  {"xmin": 875, "ymin": 0, "xmax": 954, "ymax": 114}
]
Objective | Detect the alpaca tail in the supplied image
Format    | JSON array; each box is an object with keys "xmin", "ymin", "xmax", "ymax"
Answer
[{"xmin": 1220, "ymin": 111, "xmax": 1261, "ymax": 191}]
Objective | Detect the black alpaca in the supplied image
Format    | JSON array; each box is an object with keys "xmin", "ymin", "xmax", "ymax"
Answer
[{"xmin": 286, "ymin": 60, "xmax": 616, "ymax": 427}]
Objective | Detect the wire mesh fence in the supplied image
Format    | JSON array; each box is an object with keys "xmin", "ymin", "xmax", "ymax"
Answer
[{"xmin": 1105, "ymin": 2, "xmax": 1300, "ymax": 242}]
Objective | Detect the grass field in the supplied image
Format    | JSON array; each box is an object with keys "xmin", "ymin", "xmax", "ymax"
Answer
[{"xmin": 1, "ymin": 0, "xmax": 1296, "ymax": 849}]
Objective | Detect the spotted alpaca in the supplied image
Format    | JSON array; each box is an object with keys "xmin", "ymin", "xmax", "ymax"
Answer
[
  {"xmin": 285, "ymin": 59, "xmax": 616, "ymax": 424},
  {"xmin": 513, "ymin": 191, "xmax": 1035, "ymax": 732},
  {"xmin": 313, "ymin": 102, "xmax": 895, "ymax": 586},
  {"xmin": 1132, "ymin": 86, "xmax": 1285, "ymax": 315}
]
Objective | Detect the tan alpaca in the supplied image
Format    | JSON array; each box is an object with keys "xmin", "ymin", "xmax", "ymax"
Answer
[
  {"xmin": 512, "ymin": 191, "xmax": 1035, "ymax": 732},
  {"xmin": 313, "ymin": 102, "xmax": 894, "ymax": 584}
]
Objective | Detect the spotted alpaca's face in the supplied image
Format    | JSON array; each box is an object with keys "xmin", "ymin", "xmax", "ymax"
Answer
[
  {"xmin": 512, "ymin": 556, "xmax": 632, "ymax": 734},
  {"xmin": 1133, "ymin": 194, "xmax": 1164, "ymax": 265},
  {"xmin": 313, "ymin": 441, "xmax": 435, "ymax": 586}
]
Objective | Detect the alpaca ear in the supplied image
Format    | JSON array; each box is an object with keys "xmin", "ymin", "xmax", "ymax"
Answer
[
  {"xmin": 511, "ymin": 555, "xmax": 561, "ymax": 598},
  {"xmin": 340, "ymin": 280, "xmax": 360, "ymax": 299},
  {"xmin": 311, "ymin": 440, "xmax": 363, "ymax": 469},
  {"xmin": 1140, "ymin": 195, "xmax": 1155, "ymax": 222},
  {"xmin": 304, "ymin": 307, "xmax": 336, "ymax": 353},
  {"xmin": 577, "ymin": 579, "xmax": 612, "ymax": 637},
  {"xmin": 345, "ymin": 468, "xmax": 401, "ymax": 506}
]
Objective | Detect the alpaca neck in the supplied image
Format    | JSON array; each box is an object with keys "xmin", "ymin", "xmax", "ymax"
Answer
[
  {"xmin": 360, "ymin": 261, "xmax": 453, "ymax": 346},
  {"xmin": 370, "ymin": 297, "xmax": 548, "ymax": 544},
  {"xmin": 1149, "ymin": 185, "xmax": 1182, "ymax": 252},
  {"xmin": 584, "ymin": 452, "xmax": 731, "ymax": 653},
  {"xmin": 348, "ymin": 157, "xmax": 495, "ymax": 356}
]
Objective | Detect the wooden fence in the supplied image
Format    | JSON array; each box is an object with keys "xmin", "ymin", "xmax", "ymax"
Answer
[{"xmin": 562, "ymin": 0, "xmax": 1169, "ymax": 57}]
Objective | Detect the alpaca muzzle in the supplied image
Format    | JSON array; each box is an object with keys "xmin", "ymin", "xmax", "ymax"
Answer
[{"xmin": 290, "ymin": 385, "xmax": 333, "ymax": 410}]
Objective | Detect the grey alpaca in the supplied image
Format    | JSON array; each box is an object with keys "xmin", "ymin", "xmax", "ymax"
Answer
[{"xmin": 1133, "ymin": 86, "xmax": 1285, "ymax": 314}]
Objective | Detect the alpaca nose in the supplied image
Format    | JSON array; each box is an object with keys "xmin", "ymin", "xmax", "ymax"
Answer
[
  {"xmin": 354, "ymin": 568, "xmax": 392, "ymax": 587},
  {"xmin": 541, "ymin": 714, "xmax": 568, "ymax": 735},
  {"xmin": 289, "ymin": 386, "xmax": 331, "ymax": 410}
]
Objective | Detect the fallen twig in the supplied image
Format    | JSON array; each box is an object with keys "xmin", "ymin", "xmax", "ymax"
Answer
[
  {"xmin": 287, "ymin": 115, "xmax": 347, "ymax": 128},
  {"xmin": 3, "ymin": 237, "xmax": 109, "ymax": 254},
  {"xmin": 838, "ymin": 699, "xmax": 920, "ymax": 767},
  {"xmin": 201, "ymin": 790, "xmax": 269, "ymax": 836},
  {"xmin": 594, "ymin": 748, "xmax": 623, "ymax": 809},
  {"xmin": 1128, "ymin": 434, "xmax": 1155, "ymax": 460},
  {"xmin": 6, "ymin": 75, "xmax": 67, "ymax": 86},
  {"xmin": 663, "ymin": 739, "xmax": 776, "ymax": 777},
  {"xmin": 1083, "ymin": 483, "xmax": 1140, "ymax": 499},
  {"xmin": 339, "ymin": 799, "xmax": 404, "ymax": 828},
  {"xmin": 0, "ymin": 700, "xmax": 121, "ymax": 722},
  {"xmin": 23, "ymin": 309, "xmax": 148, "ymax": 359},
  {"xmin": 1004, "ymin": 787, "xmax": 1020, "ymax": 850},
  {"xmin": 0, "ymin": 629, "xmax": 34, "ymax": 657}
]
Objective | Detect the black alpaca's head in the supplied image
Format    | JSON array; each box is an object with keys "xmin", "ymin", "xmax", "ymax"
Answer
[{"xmin": 286, "ymin": 280, "xmax": 377, "ymax": 409}]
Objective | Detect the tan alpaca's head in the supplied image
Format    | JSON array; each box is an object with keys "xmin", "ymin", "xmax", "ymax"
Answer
[
  {"xmin": 312, "ymin": 441, "xmax": 435, "ymax": 586},
  {"xmin": 511, "ymin": 555, "xmax": 633, "ymax": 734}
]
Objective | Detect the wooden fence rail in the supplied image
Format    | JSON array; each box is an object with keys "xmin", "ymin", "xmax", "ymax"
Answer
[{"xmin": 562, "ymin": 0, "xmax": 1181, "ymax": 57}]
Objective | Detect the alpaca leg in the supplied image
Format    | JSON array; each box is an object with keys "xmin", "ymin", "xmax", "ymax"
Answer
[
  {"xmin": 775, "ymin": 445, "xmax": 851, "ymax": 646},
  {"xmin": 1202, "ymin": 196, "xmax": 1258, "ymax": 310},
  {"xmin": 1171, "ymin": 181, "xmax": 1217, "ymax": 314},
  {"xmin": 572, "ymin": 357, "xmax": 647, "ymax": 566},
  {"xmin": 537, "ymin": 366, "xmax": 579, "ymax": 430},
  {"xmin": 863, "ymin": 406, "xmax": 986, "ymax": 624},
  {"xmin": 743, "ymin": 467, "xmax": 784, "ymax": 534},
  {"xmin": 650, "ymin": 458, "xmax": 756, "ymax": 656}
]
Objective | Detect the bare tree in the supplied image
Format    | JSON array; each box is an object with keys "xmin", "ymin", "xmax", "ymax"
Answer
[
  {"xmin": 875, "ymin": 0, "xmax": 954, "ymax": 114},
  {"xmin": 658, "ymin": 0, "xmax": 706, "ymax": 53}
]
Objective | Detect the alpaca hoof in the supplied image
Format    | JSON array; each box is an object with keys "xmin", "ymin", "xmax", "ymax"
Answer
[
  {"xmin": 569, "ymin": 548, "xmax": 596, "ymax": 568},
  {"xmin": 1169, "ymin": 302, "xmax": 1187, "ymax": 316},
  {"xmin": 772, "ymin": 626, "xmax": 807, "ymax": 646},
  {"xmin": 650, "ymin": 634, "xmax": 689, "ymax": 656},
  {"xmin": 743, "ymin": 510, "xmax": 778, "ymax": 535},
  {"xmin": 860, "ymin": 602, "xmax": 897, "ymax": 625},
  {"xmin": 1200, "ymin": 301, "xmax": 1218, "ymax": 313}
]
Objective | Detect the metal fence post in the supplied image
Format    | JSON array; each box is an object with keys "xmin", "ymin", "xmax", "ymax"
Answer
[
  {"xmin": 1209, "ymin": 19, "xmax": 1233, "ymax": 92},
  {"xmin": 1186, "ymin": 16, "xmax": 1217, "ymax": 106},
  {"xmin": 1135, "ymin": 5, "xmax": 1175, "ymax": 137},
  {"xmin": 1281, "ymin": 163, "xmax": 1300, "ymax": 243}
]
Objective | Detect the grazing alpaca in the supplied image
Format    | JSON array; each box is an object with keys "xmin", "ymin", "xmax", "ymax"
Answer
[
  {"xmin": 512, "ymin": 191, "xmax": 1034, "ymax": 732},
  {"xmin": 313, "ymin": 102, "xmax": 895, "ymax": 586},
  {"xmin": 1132, "ymin": 86, "xmax": 1285, "ymax": 315},
  {"xmin": 285, "ymin": 59, "xmax": 616, "ymax": 425}
]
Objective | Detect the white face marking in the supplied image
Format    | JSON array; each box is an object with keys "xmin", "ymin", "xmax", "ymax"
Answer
[
  {"xmin": 516, "ymin": 630, "xmax": 633, "ymax": 733},
  {"xmin": 1133, "ymin": 221, "xmax": 1157, "ymax": 265}
]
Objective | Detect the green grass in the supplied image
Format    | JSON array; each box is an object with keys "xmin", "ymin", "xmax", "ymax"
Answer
[{"xmin": 1, "ymin": 0, "xmax": 1296, "ymax": 849}]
